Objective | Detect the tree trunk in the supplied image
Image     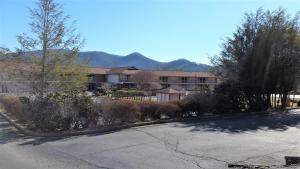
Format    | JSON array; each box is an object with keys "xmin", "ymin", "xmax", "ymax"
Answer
[
  {"xmin": 40, "ymin": 0, "xmax": 50, "ymax": 97},
  {"xmin": 281, "ymin": 92, "xmax": 288, "ymax": 109},
  {"xmin": 267, "ymin": 93, "xmax": 271, "ymax": 108}
]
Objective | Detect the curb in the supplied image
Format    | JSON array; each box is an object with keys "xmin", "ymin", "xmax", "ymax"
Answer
[
  {"xmin": 0, "ymin": 111, "xmax": 217, "ymax": 137},
  {"xmin": 0, "ymin": 108, "xmax": 299, "ymax": 138}
]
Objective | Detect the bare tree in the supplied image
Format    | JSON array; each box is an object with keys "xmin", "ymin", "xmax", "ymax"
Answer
[
  {"xmin": 132, "ymin": 70, "xmax": 161, "ymax": 90},
  {"xmin": 17, "ymin": 0, "xmax": 86, "ymax": 96}
]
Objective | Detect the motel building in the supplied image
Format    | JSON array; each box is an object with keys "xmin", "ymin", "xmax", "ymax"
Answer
[{"xmin": 87, "ymin": 66, "xmax": 219, "ymax": 102}]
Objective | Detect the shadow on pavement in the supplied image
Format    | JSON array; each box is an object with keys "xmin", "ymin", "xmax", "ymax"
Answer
[
  {"xmin": 4, "ymin": 110, "xmax": 300, "ymax": 146},
  {"xmin": 0, "ymin": 117, "xmax": 30, "ymax": 144},
  {"xmin": 172, "ymin": 110, "xmax": 300, "ymax": 133},
  {"xmin": 18, "ymin": 136, "xmax": 79, "ymax": 146},
  {"xmin": 18, "ymin": 130, "xmax": 119, "ymax": 146},
  {"xmin": 0, "ymin": 115, "xmax": 79, "ymax": 145}
]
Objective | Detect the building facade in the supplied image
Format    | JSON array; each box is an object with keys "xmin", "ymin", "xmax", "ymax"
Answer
[{"xmin": 87, "ymin": 66, "xmax": 219, "ymax": 92}]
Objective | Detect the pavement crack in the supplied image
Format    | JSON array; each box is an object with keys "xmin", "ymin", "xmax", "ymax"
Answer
[
  {"xmin": 134, "ymin": 129, "xmax": 165, "ymax": 143},
  {"xmin": 174, "ymin": 148, "xmax": 230, "ymax": 164},
  {"xmin": 232, "ymin": 148, "xmax": 298, "ymax": 165},
  {"xmin": 82, "ymin": 141, "xmax": 155, "ymax": 156},
  {"xmin": 135, "ymin": 129, "xmax": 210, "ymax": 169},
  {"xmin": 172, "ymin": 139, "xmax": 229, "ymax": 165},
  {"xmin": 50, "ymin": 145, "xmax": 115, "ymax": 169}
]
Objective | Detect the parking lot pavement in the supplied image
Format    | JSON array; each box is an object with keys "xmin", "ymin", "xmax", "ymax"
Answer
[{"xmin": 0, "ymin": 109, "xmax": 300, "ymax": 169}]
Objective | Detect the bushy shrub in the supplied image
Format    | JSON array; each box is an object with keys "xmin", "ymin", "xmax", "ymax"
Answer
[
  {"xmin": 89, "ymin": 102, "xmax": 103, "ymax": 126},
  {"xmin": 168, "ymin": 101, "xmax": 185, "ymax": 118},
  {"xmin": 0, "ymin": 96, "xmax": 26, "ymax": 121},
  {"xmin": 181, "ymin": 92, "xmax": 214, "ymax": 116},
  {"xmin": 21, "ymin": 92, "xmax": 93, "ymax": 131},
  {"xmin": 89, "ymin": 98, "xmax": 112, "ymax": 126},
  {"xmin": 156, "ymin": 102, "xmax": 182, "ymax": 119},
  {"xmin": 72, "ymin": 94, "xmax": 93, "ymax": 118},
  {"xmin": 213, "ymin": 81, "xmax": 247, "ymax": 113},
  {"xmin": 101, "ymin": 100, "xmax": 140, "ymax": 124},
  {"xmin": 114, "ymin": 90, "xmax": 146, "ymax": 97},
  {"xmin": 139, "ymin": 101, "xmax": 160, "ymax": 120}
]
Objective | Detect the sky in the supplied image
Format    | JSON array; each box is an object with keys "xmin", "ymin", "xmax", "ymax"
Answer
[{"xmin": 1, "ymin": 0, "xmax": 300, "ymax": 64}]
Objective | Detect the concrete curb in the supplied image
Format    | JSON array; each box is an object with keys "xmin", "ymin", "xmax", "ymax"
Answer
[
  {"xmin": 0, "ymin": 111, "xmax": 217, "ymax": 137},
  {"xmin": 0, "ymin": 108, "xmax": 299, "ymax": 138}
]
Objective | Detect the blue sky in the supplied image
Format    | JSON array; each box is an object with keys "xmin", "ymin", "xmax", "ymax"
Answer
[{"xmin": 0, "ymin": 0, "xmax": 300, "ymax": 64}]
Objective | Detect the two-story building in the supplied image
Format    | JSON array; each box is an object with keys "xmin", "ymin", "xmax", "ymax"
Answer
[{"xmin": 87, "ymin": 66, "xmax": 219, "ymax": 92}]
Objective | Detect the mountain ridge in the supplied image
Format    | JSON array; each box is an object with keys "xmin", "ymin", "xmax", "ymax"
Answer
[
  {"xmin": 13, "ymin": 50, "xmax": 211, "ymax": 72},
  {"xmin": 79, "ymin": 51, "xmax": 210, "ymax": 72}
]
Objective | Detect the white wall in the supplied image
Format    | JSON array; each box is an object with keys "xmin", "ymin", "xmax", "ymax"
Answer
[
  {"xmin": 107, "ymin": 74, "xmax": 119, "ymax": 83},
  {"xmin": 157, "ymin": 93, "xmax": 170, "ymax": 103},
  {"xmin": 156, "ymin": 93, "xmax": 186, "ymax": 103}
]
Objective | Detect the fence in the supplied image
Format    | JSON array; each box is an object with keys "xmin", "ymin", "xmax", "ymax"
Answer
[
  {"xmin": 0, "ymin": 80, "xmax": 78, "ymax": 96},
  {"xmin": 117, "ymin": 96, "xmax": 157, "ymax": 102},
  {"xmin": 0, "ymin": 81, "xmax": 34, "ymax": 96},
  {"xmin": 95, "ymin": 95, "xmax": 158, "ymax": 103}
]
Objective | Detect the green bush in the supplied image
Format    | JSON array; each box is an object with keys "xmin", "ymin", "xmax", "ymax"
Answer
[
  {"xmin": 21, "ymin": 92, "xmax": 93, "ymax": 131},
  {"xmin": 72, "ymin": 94, "xmax": 93, "ymax": 118},
  {"xmin": 181, "ymin": 92, "xmax": 214, "ymax": 116},
  {"xmin": 114, "ymin": 90, "xmax": 146, "ymax": 97},
  {"xmin": 213, "ymin": 81, "xmax": 247, "ymax": 113}
]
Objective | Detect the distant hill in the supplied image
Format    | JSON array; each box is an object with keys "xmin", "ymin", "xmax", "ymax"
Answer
[
  {"xmin": 15, "ymin": 50, "xmax": 211, "ymax": 72},
  {"xmin": 79, "ymin": 51, "xmax": 210, "ymax": 72}
]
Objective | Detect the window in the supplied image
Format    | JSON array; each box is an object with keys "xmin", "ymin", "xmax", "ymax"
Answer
[
  {"xmin": 197, "ymin": 84, "xmax": 209, "ymax": 90},
  {"xmin": 120, "ymin": 74, "xmax": 130, "ymax": 82},
  {"xmin": 197, "ymin": 77, "xmax": 206, "ymax": 83},
  {"xmin": 160, "ymin": 76, "xmax": 168, "ymax": 82},
  {"xmin": 181, "ymin": 77, "xmax": 188, "ymax": 83},
  {"xmin": 162, "ymin": 84, "xmax": 170, "ymax": 88},
  {"xmin": 181, "ymin": 84, "xmax": 187, "ymax": 89}
]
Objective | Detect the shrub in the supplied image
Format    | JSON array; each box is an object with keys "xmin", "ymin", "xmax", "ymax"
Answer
[
  {"xmin": 25, "ymin": 95, "xmax": 76, "ymax": 131},
  {"xmin": 156, "ymin": 102, "xmax": 181, "ymax": 119},
  {"xmin": 139, "ymin": 101, "xmax": 160, "ymax": 120},
  {"xmin": 101, "ymin": 100, "xmax": 140, "ymax": 124},
  {"xmin": 72, "ymin": 94, "xmax": 93, "ymax": 118},
  {"xmin": 0, "ymin": 96, "xmax": 27, "ymax": 121},
  {"xmin": 181, "ymin": 92, "xmax": 214, "ymax": 116},
  {"xmin": 89, "ymin": 98, "xmax": 112, "ymax": 126},
  {"xmin": 213, "ymin": 81, "xmax": 247, "ymax": 113},
  {"xmin": 89, "ymin": 103, "xmax": 103, "ymax": 127},
  {"xmin": 168, "ymin": 101, "xmax": 185, "ymax": 118},
  {"xmin": 114, "ymin": 90, "xmax": 146, "ymax": 97},
  {"xmin": 21, "ymin": 92, "xmax": 94, "ymax": 131}
]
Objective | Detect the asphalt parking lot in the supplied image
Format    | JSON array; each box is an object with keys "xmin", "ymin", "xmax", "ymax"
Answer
[{"xmin": 0, "ymin": 109, "xmax": 299, "ymax": 169}]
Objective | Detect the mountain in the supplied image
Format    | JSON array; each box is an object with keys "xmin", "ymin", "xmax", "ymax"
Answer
[
  {"xmin": 15, "ymin": 50, "xmax": 210, "ymax": 71},
  {"xmin": 79, "ymin": 51, "xmax": 121, "ymax": 66},
  {"xmin": 161, "ymin": 59, "xmax": 210, "ymax": 72},
  {"xmin": 79, "ymin": 51, "xmax": 210, "ymax": 72},
  {"xmin": 113, "ymin": 52, "xmax": 162, "ymax": 69}
]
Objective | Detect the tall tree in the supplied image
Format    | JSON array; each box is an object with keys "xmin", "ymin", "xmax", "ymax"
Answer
[
  {"xmin": 17, "ymin": 0, "xmax": 87, "ymax": 96},
  {"xmin": 211, "ymin": 8, "xmax": 300, "ymax": 109}
]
